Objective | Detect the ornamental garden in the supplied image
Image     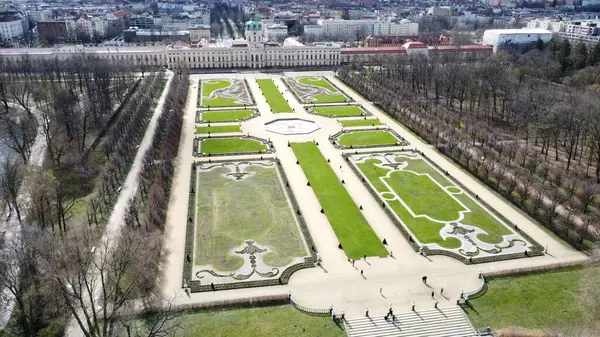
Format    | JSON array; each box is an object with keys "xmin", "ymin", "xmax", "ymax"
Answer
[{"xmin": 180, "ymin": 74, "xmax": 574, "ymax": 337}]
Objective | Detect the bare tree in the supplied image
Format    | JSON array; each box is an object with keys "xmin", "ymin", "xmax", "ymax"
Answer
[
  {"xmin": 0, "ymin": 158, "xmax": 24, "ymax": 222},
  {"xmin": 0, "ymin": 113, "xmax": 37, "ymax": 163},
  {"xmin": 43, "ymin": 229, "xmax": 163, "ymax": 337}
]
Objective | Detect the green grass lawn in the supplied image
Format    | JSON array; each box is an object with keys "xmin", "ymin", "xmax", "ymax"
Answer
[
  {"xmin": 195, "ymin": 125, "xmax": 241, "ymax": 134},
  {"xmin": 199, "ymin": 138, "xmax": 267, "ymax": 155},
  {"xmin": 201, "ymin": 80, "xmax": 250, "ymax": 107},
  {"xmin": 257, "ymin": 79, "xmax": 292, "ymax": 113},
  {"xmin": 337, "ymin": 130, "xmax": 400, "ymax": 147},
  {"xmin": 464, "ymin": 268, "xmax": 594, "ymax": 331},
  {"xmin": 340, "ymin": 119, "xmax": 384, "ymax": 127},
  {"xmin": 196, "ymin": 164, "xmax": 307, "ymax": 270},
  {"xmin": 291, "ymin": 142, "xmax": 387, "ymax": 259},
  {"xmin": 355, "ymin": 156, "xmax": 512, "ymax": 248},
  {"xmin": 201, "ymin": 109, "xmax": 253, "ymax": 122},
  {"xmin": 296, "ymin": 77, "xmax": 349, "ymax": 103},
  {"xmin": 312, "ymin": 105, "xmax": 365, "ymax": 117},
  {"xmin": 135, "ymin": 305, "xmax": 346, "ymax": 337}
]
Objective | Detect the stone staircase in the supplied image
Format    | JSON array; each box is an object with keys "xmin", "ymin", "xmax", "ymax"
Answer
[{"xmin": 344, "ymin": 306, "xmax": 478, "ymax": 337}]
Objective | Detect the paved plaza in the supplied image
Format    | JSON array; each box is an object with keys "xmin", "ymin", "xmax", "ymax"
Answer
[{"xmin": 161, "ymin": 71, "xmax": 587, "ymax": 319}]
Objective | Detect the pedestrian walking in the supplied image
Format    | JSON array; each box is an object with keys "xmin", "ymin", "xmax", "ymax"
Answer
[
  {"xmin": 352, "ymin": 259, "xmax": 355, "ymax": 267},
  {"xmin": 361, "ymin": 269, "xmax": 364, "ymax": 276},
  {"xmin": 440, "ymin": 287, "xmax": 444, "ymax": 295},
  {"xmin": 431, "ymin": 291, "xmax": 435, "ymax": 298},
  {"xmin": 422, "ymin": 276, "xmax": 427, "ymax": 283},
  {"xmin": 364, "ymin": 253, "xmax": 367, "ymax": 260},
  {"xmin": 380, "ymin": 287, "xmax": 383, "ymax": 294}
]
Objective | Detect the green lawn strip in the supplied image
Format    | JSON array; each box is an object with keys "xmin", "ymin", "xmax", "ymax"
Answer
[
  {"xmin": 139, "ymin": 305, "xmax": 346, "ymax": 337},
  {"xmin": 202, "ymin": 97, "xmax": 246, "ymax": 108},
  {"xmin": 356, "ymin": 159, "xmax": 461, "ymax": 248},
  {"xmin": 201, "ymin": 109, "xmax": 253, "ymax": 122},
  {"xmin": 201, "ymin": 80, "xmax": 249, "ymax": 107},
  {"xmin": 402, "ymin": 157, "xmax": 511, "ymax": 244},
  {"xmin": 200, "ymin": 138, "xmax": 267, "ymax": 155},
  {"xmin": 297, "ymin": 77, "xmax": 349, "ymax": 103},
  {"xmin": 298, "ymin": 77, "xmax": 340, "ymax": 93},
  {"xmin": 340, "ymin": 119, "xmax": 383, "ymax": 127},
  {"xmin": 291, "ymin": 142, "xmax": 387, "ymax": 258},
  {"xmin": 202, "ymin": 80, "xmax": 231, "ymax": 97},
  {"xmin": 257, "ymin": 79, "xmax": 292, "ymax": 113},
  {"xmin": 312, "ymin": 105, "xmax": 365, "ymax": 117},
  {"xmin": 465, "ymin": 269, "xmax": 590, "ymax": 331},
  {"xmin": 195, "ymin": 125, "xmax": 241, "ymax": 134},
  {"xmin": 196, "ymin": 166, "xmax": 306, "ymax": 271},
  {"xmin": 310, "ymin": 93, "xmax": 348, "ymax": 103},
  {"xmin": 385, "ymin": 170, "xmax": 466, "ymax": 221},
  {"xmin": 338, "ymin": 130, "xmax": 400, "ymax": 147}
]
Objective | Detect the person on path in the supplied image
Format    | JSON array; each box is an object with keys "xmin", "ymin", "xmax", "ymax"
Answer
[
  {"xmin": 431, "ymin": 291, "xmax": 435, "ymax": 298},
  {"xmin": 364, "ymin": 253, "xmax": 367, "ymax": 260},
  {"xmin": 352, "ymin": 259, "xmax": 355, "ymax": 267},
  {"xmin": 380, "ymin": 287, "xmax": 383, "ymax": 295},
  {"xmin": 441, "ymin": 287, "xmax": 444, "ymax": 295},
  {"xmin": 361, "ymin": 270, "xmax": 364, "ymax": 276},
  {"xmin": 422, "ymin": 276, "xmax": 427, "ymax": 283}
]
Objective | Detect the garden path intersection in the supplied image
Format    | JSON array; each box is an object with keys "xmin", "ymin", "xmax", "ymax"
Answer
[{"xmin": 161, "ymin": 71, "xmax": 587, "ymax": 320}]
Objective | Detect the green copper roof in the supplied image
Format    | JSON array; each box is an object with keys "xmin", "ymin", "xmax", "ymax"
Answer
[{"xmin": 246, "ymin": 20, "xmax": 262, "ymax": 31}]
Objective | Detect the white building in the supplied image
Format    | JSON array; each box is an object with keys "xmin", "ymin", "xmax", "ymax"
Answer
[
  {"xmin": 0, "ymin": 14, "xmax": 26, "ymax": 42},
  {"xmin": 264, "ymin": 23, "xmax": 288, "ymax": 41},
  {"xmin": 373, "ymin": 19, "xmax": 419, "ymax": 36},
  {"xmin": 482, "ymin": 28, "xmax": 552, "ymax": 52},
  {"xmin": 0, "ymin": 16, "xmax": 341, "ymax": 69},
  {"xmin": 304, "ymin": 24, "xmax": 323, "ymax": 40},
  {"xmin": 526, "ymin": 18, "xmax": 565, "ymax": 33},
  {"xmin": 563, "ymin": 20, "xmax": 600, "ymax": 43},
  {"xmin": 321, "ymin": 19, "xmax": 376, "ymax": 40}
]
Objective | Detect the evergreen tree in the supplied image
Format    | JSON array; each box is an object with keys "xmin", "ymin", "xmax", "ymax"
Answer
[
  {"xmin": 572, "ymin": 42, "xmax": 589, "ymax": 70},
  {"xmin": 587, "ymin": 41, "xmax": 600, "ymax": 66},
  {"xmin": 534, "ymin": 37, "xmax": 545, "ymax": 50},
  {"xmin": 546, "ymin": 38, "xmax": 559, "ymax": 57},
  {"xmin": 557, "ymin": 39, "xmax": 572, "ymax": 74}
]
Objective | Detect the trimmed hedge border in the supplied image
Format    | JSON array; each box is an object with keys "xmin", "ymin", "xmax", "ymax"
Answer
[
  {"xmin": 343, "ymin": 149, "xmax": 544, "ymax": 265},
  {"xmin": 192, "ymin": 135, "xmax": 275, "ymax": 157},
  {"xmin": 282, "ymin": 76, "xmax": 354, "ymax": 105},
  {"xmin": 306, "ymin": 104, "xmax": 372, "ymax": 118},
  {"xmin": 330, "ymin": 128, "xmax": 409, "ymax": 150},
  {"xmin": 482, "ymin": 259, "xmax": 594, "ymax": 280},
  {"xmin": 136, "ymin": 294, "xmax": 292, "ymax": 318},
  {"xmin": 197, "ymin": 78, "xmax": 256, "ymax": 108},
  {"xmin": 183, "ymin": 158, "xmax": 317, "ymax": 293},
  {"xmin": 195, "ymin": 108, "xmax": 259, "ymax": 124}
]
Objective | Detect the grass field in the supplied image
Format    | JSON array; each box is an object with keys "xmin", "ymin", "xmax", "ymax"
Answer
[
  {"xmin": 201, "ymin": 109, "xmax": 253, "ymax": 122},
  {"xmin": 201, "ymin": 80, "xmax": 252, "ymax": 107},
  {"xmin": 337, "ymin": 130, "xmax": 400, "ymax": 147},
  {"xmin": 291, "ymin": 142, "xmax": 387, "ymax": 259},
  {"xmin": 464, "ymin": 268, "xmax": 597, "ymax": 332},
  {"xmin": 340, "ymin": 119, "xmax": 384, "ymax": 127},
  {"xmin": 354, "ymin": 155, "xmax": 512, "ymax": 248},
  {"xmin": 199, "ymin": 138, "xmax": 267, "ymax": 155},
  {"xmin": 195, "ymin": 125, "xmax": 241, "ymax": 134},
  {"xmin": 196, "ymin": 164, "xmax": 307, "ymax": 271},
  {"xmin": 135, "ymin": 306, "xmax": 346, "ymax": 337},
  {"xmin": 257, "ymin": 79, "xmax": 292, "ymax": 113},
  {"xmin": 312, "ymin": 105, "xmax": 365, "ymax": 117}
]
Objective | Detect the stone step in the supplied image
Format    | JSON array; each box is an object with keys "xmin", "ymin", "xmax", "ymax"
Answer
[{"xmin": 345, "ymin": 306, "xmax": 477, "ymax": 337}]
